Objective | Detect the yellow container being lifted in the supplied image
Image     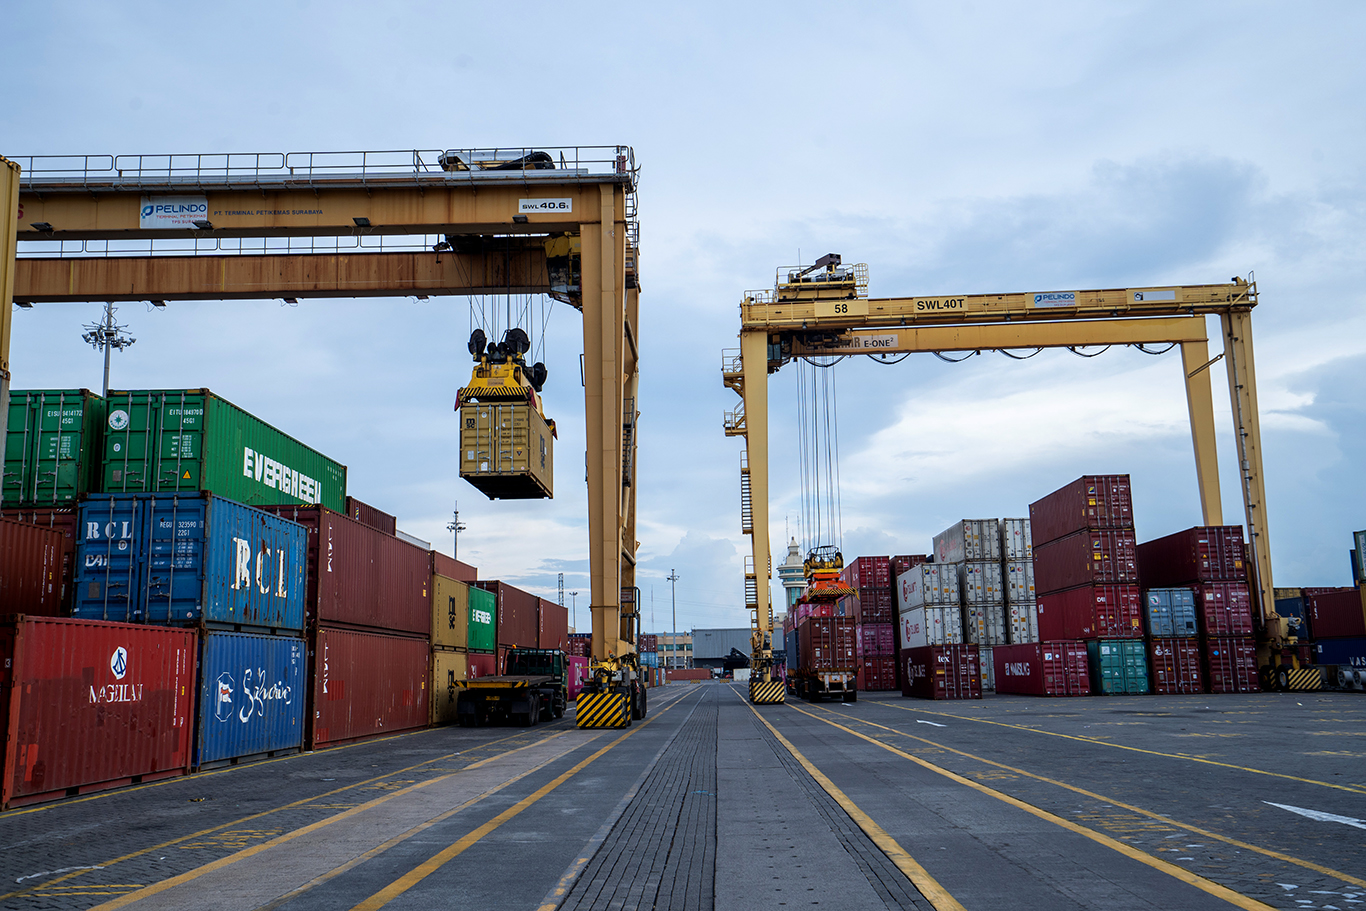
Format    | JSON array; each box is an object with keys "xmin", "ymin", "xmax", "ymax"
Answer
[{"xmin": 456, "ymin": 327, "xmax": 556, "ymax": 500}]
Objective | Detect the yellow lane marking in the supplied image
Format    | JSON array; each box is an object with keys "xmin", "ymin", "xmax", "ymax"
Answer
[
  {"xmin": 822, "ymin": 707, "xmax": 1366, "ymax": 890},
  {"xmin": 785, "ymin": 704, "xmax": 1277, "ymax": 911},
  {"xmin": 734, "ymin": 692, "xmax": 966, "ymax": 911},
  {"xmin": 87, "ymin": 732, "xmax": 572, "ymax": 911},
  {"xmin": 888, "ymin": 703, "xmax": 1366, "ymax": 795},
  {"xmin": 0, "ymin": 727, "xmax": 538, "ymax": 902},
  {"xmin": 349, "ymin": 687, "xmax": 699, "ymax": 911}
]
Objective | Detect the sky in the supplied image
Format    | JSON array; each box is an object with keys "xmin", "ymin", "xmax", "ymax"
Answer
[{"xmin": 5, "ymin": 2, "xmax": 1364, "ymax": 633}]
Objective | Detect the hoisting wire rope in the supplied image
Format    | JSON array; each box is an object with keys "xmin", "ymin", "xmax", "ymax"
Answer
[{"xmin": 795, "ymin": 357, "xmax": 843, "ymax": 559}]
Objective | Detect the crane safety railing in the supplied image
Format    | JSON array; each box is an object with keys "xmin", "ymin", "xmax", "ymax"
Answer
[{"xmin": 14, "ymin": 232, "xmax": 552, "ymax": 259}]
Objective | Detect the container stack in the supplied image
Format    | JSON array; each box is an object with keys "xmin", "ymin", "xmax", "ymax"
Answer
[
  {"xmin": 1138, "ymin": 526, "xmax": 1257, "ymax": 693},
  {"xmin": 1141, "ymin": 588, "xmax": 1202, "ymax": 694},
  {"xmin": 895, "ymin": 561, "xmax": 979, "ymax": 699},
  {"xmin": 430, "ymin": 551, "xmax": 472, "ymax": 726},
  {"xmin": 1302, "ymin": 581, "xmax": 1366, "ymax": 689},
  {"xmin": 842, "ymin": 556, "xmax": 896, "ymax": 690},
  {"xmin": 934, "ymin": 520, "xmax": 1008, "ymax": 648}
]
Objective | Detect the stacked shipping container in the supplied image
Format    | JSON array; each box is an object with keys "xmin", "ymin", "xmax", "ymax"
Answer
[{"xmin": 840, "ymin": 556, "xmax": 896, "ymax": 691}]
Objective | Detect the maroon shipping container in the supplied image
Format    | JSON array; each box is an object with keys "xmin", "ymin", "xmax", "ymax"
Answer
[
  {"xmin": 1038, "ymin": 584, "xmax": 1141, "ymax": 640},
  {"xmin": 863, "ymin": 655, "xmax": 898, "ymax": 691},
  {"xmin": 0, "ymin": 518, "xmax": 64, "ymax": 615},
  {"xmin": 1304, "ymin": 587, "xmax": 1366, "ymax": 639},
  {"xmin": 902, "ymin": 645, "xmax": 982, "ymax": 700},
  {"xmin": 538, "ymin": 598, "xmax": 568, "ymax": 650},
  {"xmin": 639, "ymin": 634, "xmax": 658, "ymax": 652},
  {"xmin": 2, "ymin": 508, "xmax": 77, "ymax": 612},
  {"xmin": 891, "ymin": 554, "xmax": 930, "ymax": 576},
  {"xmin": 1029, "ymin": 475, "xmax": 1133, "ymax": 546},
  {"xmin": 431, "ymin": 550, "xmax": 477, "ymax": 584},
  {"xmin": 1147, "ymin": 638, "xmax": 1203, "ymax": 694},
  {"xmin": 261, "ymin": 506, "xmax": 429, "ymax": 637},
  {"xmin": 1194, "ymin": 582, "xmax": 1255, "ymax": 637},
  {"xmin": 842, "ymin": 556, "xmax": 891, "ymax": 590},
  {"xmin": 475, "ymin": 581, "xmax": 539, "ymax": 648},
  {"xmin": 566, "ymin": 633, "xmax": 592, "ymax": 658},
  {"xmin": 467, "ymin": 652, "xmax": 497, "ymax": 677},
  {"xmin": 343, "ymin": 496, "xmax": 397, "ymax": 536},
  {"xmin": 1137, "ymin": 525, "xmax": 1247, "ymax": 587},
  {"xmin": 859, "ymin": 622, "xmax": 896, "ymax": 658},
  {"xmin": 994, "ymin": 641, "xmax": 1091, "ymax": 696},
  {"xmin": 1034, "ymin": 528, "xmax": 1138, "ymax": 593},
  {"xmin": 798, "ymin": 617, "xmax": 857, "ymax": 671},
  {"xmin": 308, "ymin": 627, "xmax": 428, "ymax": 749},
  {"xmin": 1, "ymin": 616, "xmax": 196, "ymax": 809},
  {"xmin": 1203, "ymin": 637, "xmax": 1259, "ymax": 693}
]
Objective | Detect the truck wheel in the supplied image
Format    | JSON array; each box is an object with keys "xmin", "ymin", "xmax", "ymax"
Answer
[
  {"xmin": 640, "ymin": 686, "xmax": 648, "ymax": 718},
  {"xmin": 843, "ymin": 690, "xmax": 857, "ymax": 703}
]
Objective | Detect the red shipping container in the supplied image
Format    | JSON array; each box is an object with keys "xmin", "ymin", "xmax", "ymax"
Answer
[
  {"xmin": 796, "ymin": 601, "xmax": 836, "ymax": 623},
  {"xmin": 863, "ymin": 655, "xmax": 898, "ymax": 691},
  {"xmin": 343, "ymin": 496, "xmax": 397, "ymax": 535},
  {"xmin": 1036, "ymin": 586, "xmax": 1097, "ymax": 639},
  {"xmin": 842, "ymin": 556, "xmax": 891, "ymax": 590},
  {"xmin": 467, "ymin": 652, "xmax": 497, "ymax": 677},
  {"xmin": 1029, "ymin": 475, "xmax": 1133, "ymax": 546},
  {"xmin": 859, "ymin": 622, "xmax": 896, "ymax": 658},
  {"xmin": 308, "ymin": 627, "xmax": 428, "ymax": 749},
  {"xmin": 1304, "ymin": 587, "xmax": 1366, "ymax": 639},
  {"xmin": 1194, "ymin": 582, "xmax": 1255, "ymax": 636},
  {"xmin": 891, "ymin": 554, "xmax": 930, "ymax": 575},
  {"xmin": 431, "ymin": 550, "xmax": 477, "ymax": 583},
  {"xmin": 0, "ymin": 518, "xmax": 65, "ymax": 616},
  {"xmin": 639, "ymin": 634, "xmax": 658, "ymax": 652},
  {"xmin": 261, "ymin": 506, "xmax": 429, "ymax": 636},
  {"xmin": 902, "ymin": 645, "xmax": 982, "ymax": 699},
  {"xmin": 798, "ymin": 617, "xmax": 857, "ymax": 671},
  {"xmin": 994, "ymin": 641, "xmax": 1091, "ymax": 696},
  {"xmin": 2, "ymin": 508, "xmax": 78, "ymax": 612},
  {"xmin": 1034, "ymin": 528, "xmax": 1138, "ymax": 593},
  {"xmin": 1147, "ymin": 638, "xmax": 1203, "ymax": 694},
  {"xmin": 475, "ymin": 581, "xmax": 539, "ymax": 648},
  {"xmin": 566, "ymin": 633, "xmax": 592, "ymax": 658},
  {"xmin": 1203, "ymin": 637, "xmax": 1259, "ymax": 693},
  {"xmin": 1, "ymin": 616, "xmax": 196, "ymax": 809},
  {"xmin": 1137, "ymin": 525, "xmax": 1247, "ymax": 587},
  {"xmin": 538, "ymin": 598, "xmax": 568, "ymax": 650}
]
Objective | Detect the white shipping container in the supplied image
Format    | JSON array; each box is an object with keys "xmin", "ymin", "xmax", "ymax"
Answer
[
  {"xmin": 960, "ymin": 561, "xmax": 1005, "ymax": 604},
  {"xmin": 899, "ymin": 605, "xmax": 964, "ymax": 649},
  {"xmin": 965, "ymin": 602, "xmax": 1009, "ymax": 646},
  {"xmin": 1001, "ymin": 518, "xmax": 1033, "ymax": 561},
  {"xmin": 980, "ymin": 646, "xmax": 996, "ymax": 691},
  {"xmin": 1008, "ymin": 600, "xmax": 1039, "ymax": 644},
  {"xmin": 933, "ymin": 519, "xmax": 1002, "ymax": 564},
  {"xmin": 896, "ymin": 564, "xmax": 960, "ymax": 609},
  {"xmin": 1003, "ymin": 560, "xmax": 1036, "ymax": 604}
]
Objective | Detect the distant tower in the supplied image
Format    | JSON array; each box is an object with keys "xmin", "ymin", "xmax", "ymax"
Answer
[{"xmin": 777, "ymin": 537, "xmax": 806, "ymax": 611}]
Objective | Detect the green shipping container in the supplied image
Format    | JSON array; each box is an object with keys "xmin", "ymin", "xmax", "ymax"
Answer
[
  {"xmin": 101, "ymin": 389, "xmax": 346, "ymax": 512},
  {"xmin": 3, "ymin": 390, "xmax": 105, "ymax": 508},
  {"xmin": 1087, "ymin": 639, "xmax": 1150, "ymax": 695},
  {"xmin": 468, "ymin": 585, "xmax": 496, "ymax": 652}
]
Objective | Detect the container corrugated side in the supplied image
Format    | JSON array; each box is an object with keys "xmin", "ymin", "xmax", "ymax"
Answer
[
  {"xmin": 3, "ymin": 389, "xmax": 104, "ymax": 508},
  {"xmin": 902, "ymin": 645, "xmax": 981, "ymax": 699},
  {"xmin": 899, "ymin": 605, "xmax": 963, "ymax": 649},
  {"xmin": 1034, "ymin": 529, "xmax": 1138, "ymax": 593},
  {"xmin": 1304, "ymin": 587, "xmax": 1366, "ymax": 640},
  {"xmin": 1313, "ymin": 637, "xmax": 1366, "ymax": 668},
  {"xmin": 933, "ymin": 519, "xmax": 1001, "ymax": 564},
  {"xmin": 101, "ymin": 390, "xmax": 347, "ymax": 512},
  {"xmin": 468, "ymin": 586, "xmax": 497, "ymax": 652},
  {"xmin": 1147, "ymin": 638, "xmax": 1203, "ymax": 694},
  {"xmin": 309, "ymin": 627, "xmax": 428, "ymax": 748},
  {"xmin": 1029, "ymin": 475, "xmax": 1133, "ymax": 546},
  {"xmin": 196, "ymin": 631, "xmax": 305, "ymax": 768},
  {"xmin": 2, "ymin": 617, "xmax": 196, "ymax": 809},
  {"xmin": 538, "ymin": 598, "xmax": 568, "ymax": 650},
  {"xmin": 896, "ymin": 564, "xmax": 959, "ymax": 610},
  {"xmin": 1037, "ymin": 584, "xmax": 1140, "ymax": 640},
  {"xmin": 841, "ymin": 556, "xmax": 891, "ymax": 590},
  {"xmin": 344, "ymin": 496, "xmax": 396, "ymax": 535},
  {"xmin": 891, "ymin": 554, "xmax": 930, "ymax": 575},
  {"xmin": 432, "ymin": 575, "xmax": 469, "ymax": 650},
  {"xmin": 73, "ymin": 493, "xmax": 308, "ymax": 632},
  {"xmin": 476, "ymin": 580, "xmax": 539, "ymax": 648},
  {"xmin": 0, "ymin": 518, "xmax": 63, "ymax": 615},
  {"xmin": 430, "ymin": 650, "xmax": 467, "ymax": 725},
  {"xmin": 432, "ymin": 550, "xmax": 477, "ymax": 583},
  {"xmin": 994, "ymin": 641, "xmax": 1090, "ymax": 696},
  {"xmin": 1136, "ymin": 525, "xmax": 1247, "ymax": 587},
  {"xmin": 1, "ymin": 508, "xmax": 77, "ymax": 612},
  {"xmin": 261, "ymin": 506, "xmax": 429, "ymax": 637}
]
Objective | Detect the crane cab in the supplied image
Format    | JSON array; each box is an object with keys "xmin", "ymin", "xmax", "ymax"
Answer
[{"xmin": 457, "ymin": 328, "xmax": 556, "ymax": 500}]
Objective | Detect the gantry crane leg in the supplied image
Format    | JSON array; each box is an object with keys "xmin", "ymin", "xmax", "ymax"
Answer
[
  {"xmin": 0, "ymin": 159, "xmax": 19, "ymax": 445},
  {"xmin": 1179, "ymin": 338, "xmax": 1224, "ymax": 526},
  {"xmin": 739, "ymin": 329, "xmax": 783, "ymax": 704}
]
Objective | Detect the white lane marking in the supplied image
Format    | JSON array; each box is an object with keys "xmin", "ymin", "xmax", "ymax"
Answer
[
  {"xmin": 916, "ymin": 719, "xmax": 947, "ymax": 727},
  {"xmin": 15, "ymin": 865, "xmax": 105, "ymax": 883},
  {"xmin": 1266, "ymin": 801, "xmax": 1366, "ymax": 830}
]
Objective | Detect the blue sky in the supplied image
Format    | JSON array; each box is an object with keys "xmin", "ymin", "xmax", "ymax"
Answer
[{"xmin": 5, "ymin": 2, "xmax": 1364, "ymax": 631}]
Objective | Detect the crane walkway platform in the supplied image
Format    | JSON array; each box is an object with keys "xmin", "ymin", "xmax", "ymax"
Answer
[{"xmin": 1, "ymin": 683, "xmax": 1363, "ymax": 911}]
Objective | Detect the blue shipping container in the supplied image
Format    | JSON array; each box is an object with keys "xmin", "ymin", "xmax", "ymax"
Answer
[
  {"xmin": 640, "ymin": 651, "xmax": 659, "ymax": 668},
  {"xmin": 1313, "ymin": 637, "xmax": 1366, "ymax": 669},
  {"xmin": 785, "ymin": 628, "xmax": 799, "ymax": 671},
  {"xmin": 1144, "ymin": 588, "xmax": 1198, "ymax": 638},
  {"xmin": 1275, "ymin": 596, "xmax": 1310, "ymax": 640},
  {"xmin": 196, "ymin": 631, "xmax": 306, "ymax": 767},
  {"xmin": 73, "ymin": 493, "xmax": 307, "ymax": 631}
]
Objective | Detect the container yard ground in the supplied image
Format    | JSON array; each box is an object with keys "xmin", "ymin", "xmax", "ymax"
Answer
[{"xmin": 1, "ymin": 684, "xmax": 1364, "ymax": 911}]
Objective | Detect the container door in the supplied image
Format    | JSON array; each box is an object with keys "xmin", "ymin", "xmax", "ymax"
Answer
[
  {"xmin": 72, "ymin": 496, "xmax": 146, "ymax": 622},
  {"xmin": 143, "ymin": 495, "xmax": 209, "ymax": 625}
]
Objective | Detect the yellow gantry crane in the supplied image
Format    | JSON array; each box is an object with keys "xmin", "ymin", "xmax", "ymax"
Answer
[
  {"xmin": 0, "ymin": 148, "xmax": 645, "ymax": 727},
  {"xmin": 725, "ymin": 255, "xmax": 1291, "ymax": 704}
]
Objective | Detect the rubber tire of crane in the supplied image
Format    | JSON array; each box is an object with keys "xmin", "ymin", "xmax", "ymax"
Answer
[
  {"xmin": 1276, "ymin": 668, "xmax": 1291, "ymax": 692},
  {"xmin": 630, "ymin": 681, "xmax": 644, "ymax": 720},
  {"xmin": 639, "ymin": 685, "xmax": 648, "ymax": 719}
]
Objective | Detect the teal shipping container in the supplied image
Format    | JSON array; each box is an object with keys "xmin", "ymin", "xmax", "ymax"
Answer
[
  {"xmin": 101, "ymin": 389, "xmax": 346, "ymax": 512},
  {"xmin": 1087, "ymin": 639, "xmax": 1150, "ymax": 695},
  {"xmin": 3, "ymin": 390, "xmax": 104, "ymax": 508},
  {"xmin": 1144, "ymin": 588, "xmax": 1198, "ymax": 638}
]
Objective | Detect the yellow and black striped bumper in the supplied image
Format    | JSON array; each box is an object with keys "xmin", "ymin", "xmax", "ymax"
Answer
[
  {"xmin": 1285, "ymin": 667, "xmax": 1323, "ymax": 691},
  {"xmin": 576, "ymin": 691, "xmax": 630, "ymax": 728},
  {"xmin": 750, "ymin": 679, "xmax": 786, "ymax": 704}
]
